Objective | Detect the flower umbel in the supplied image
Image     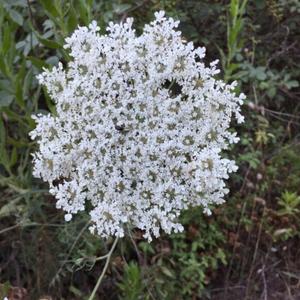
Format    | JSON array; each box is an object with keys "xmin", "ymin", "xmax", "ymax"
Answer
[{"xmin": 30, "ymin": 11, "xmax": 245, "ymax": 241}]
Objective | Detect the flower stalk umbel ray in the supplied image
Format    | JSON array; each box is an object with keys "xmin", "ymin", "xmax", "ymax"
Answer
[
  {"xmin": 30, "ymin": 11, "xmax": 245, "ymax": 242},
  {"xmin": 88, "ymin": 237, "xmax": 119, "ymax": 300}
]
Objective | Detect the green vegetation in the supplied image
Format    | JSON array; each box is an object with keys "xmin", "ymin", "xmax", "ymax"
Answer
[{"xmin": 0, "ymin": 0, "xmax": 299, "ymax": 299}]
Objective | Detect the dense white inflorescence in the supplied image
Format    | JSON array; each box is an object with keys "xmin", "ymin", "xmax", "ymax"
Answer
[{"xmin": 30, "ymin": 11, "xmax": 245, "ymax": 241}]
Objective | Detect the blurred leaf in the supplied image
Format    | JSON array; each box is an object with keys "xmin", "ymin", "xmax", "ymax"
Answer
[
  {"xmin": 285, "ymin": 80, "xmax": 299, "ymax": 89},
  {"xmin": 75, "ymin": 0, "xmax": 92, "ymax": 25},
  {"xmin": 15, "ymin": 61, "xmax": 26, "ymax": 108},
  {"xmin": 0, "ymin": 197, "xmax": 21, "ymax": 218},
  {"xmin": 27, "ymin": 56, "xmax": 48, "ymax": 69},
  {"xmin": 114, "ymin": 3, "xmax": 132, "ymax": 14},
  {"xmin": 39, "ymin": 0, "xmax": 60, "ymax": 18},
  {"xmin": 0, "ymin": 90, "xmax": 14, "ymax": 108},
  {"xmin": 69, "ymin": 285, "xmax": 84, "ymax": 297},
  {"xmin": 2, "ymin": 22, "xmax": 11, "ymax": 54},
  {"xmin": 0, "ymin": 79, "xmax": 13, "ymax": 93},
  {"xmin": 23, "ymin": 68, "xmax": 33, "ymax": 100},
  {"xmin": 0, "ymin": 117, "xmax": 10, "ymax": 171},
  {"xmin": 37, "ymin": 36, "xmax": 61, "ymax": 49},
  {"xmin": 67, "ymin": 4, "xmax": 77, "ymax": 33},
  {"xmin": 9, "ymin": 9, "xmax": 23, "ymax": 25},
  {"xmin": 10, "ymin": 146, "xmax": 18, "ymax": 167},
  {"xmin": 0, "ymin": 55, "xmax": 10, "ymax": 77},
  {"xmin": 160, "ymin": 266, "xmax": 174, "ymax": 278},
  {"xmin": 251, "ymin": 66, "xmax": 267, "ymax": 81}
]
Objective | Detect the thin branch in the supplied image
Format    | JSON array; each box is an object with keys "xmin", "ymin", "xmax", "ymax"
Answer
[{"xmin": 88, "ymin": 237, "xmax": 119, "ymax": 300}]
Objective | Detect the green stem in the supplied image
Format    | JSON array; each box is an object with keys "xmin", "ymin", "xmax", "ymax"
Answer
[{"xmin": 88, "ymin": 237, "xmax": 119, "ymax": 300}]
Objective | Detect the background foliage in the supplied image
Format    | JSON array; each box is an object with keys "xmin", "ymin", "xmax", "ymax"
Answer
[{"xmin": 0, "ymin": 0, "xmax": 299, "ymax": 299}]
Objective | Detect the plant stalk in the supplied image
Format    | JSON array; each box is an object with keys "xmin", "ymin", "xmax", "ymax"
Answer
[{"xmin": 88, "ymin": 237, "xmax": 119, "ymax": 300}]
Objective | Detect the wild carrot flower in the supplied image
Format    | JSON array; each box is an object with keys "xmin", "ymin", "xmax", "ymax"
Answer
[{"xmin": 30, "ymin": 11, "xmax": 244, "ymax": 241}]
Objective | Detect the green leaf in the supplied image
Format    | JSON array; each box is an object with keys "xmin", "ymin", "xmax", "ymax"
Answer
[
  {"xmin": 9, "ymin": 9, "xmax": 23, "ymax": 26},
  {"xmin": 86, "ymin": 0, "xmax": 93, "ymax": 8},
  {"xmin": 0, "ymin": 90, "xmax": 14, "ymax": 108},
  {"xmin": 75, "ymin": 0, "xmax": 90, "ymax": 25},
  {"xmin": 39, "ymin": 0, "xmax": 60, "ymax": 18},
  {"xmin": 0, "ymin": 117, "xmax": 10, "ymax": 171},
  {"xmin": 15, "ymin": 61, "xmax": 26, "ymax": 108},
  {"xmin": 43, "ymin": 87, "xmax": 56, "ymax": 114},
  {"xmin": 0, "ymin": 79, "xmax": 13, "ymax": 93},
  {"xmin": 114, "ymin": 3, "xmax": 132, "ymax": 14},
  {"xmin": 27, "ymin": 56, "xmax": 49, "ymax": 69},
  {"xmin": 45, "ymin": 56, "xmax": 59, "ymax": 66},
  {"xmin": 0, "ymin": 197, "xmax": 21, "ymax": 218},
  {"xmin": 10, "ymin": 146, "xmax": 18, "ymax": 167},
  {"xmin": 37, "ymin": 36, "xmax": 61, "ymax": 49},
  {"xmin": 67, "ymin": 4, "xmax": 78, "ymax": 33},
  {"xmin": 7, "ymin": 136, "xmax": 29, "ymax": 147},
  {"xmin": 0, "ymin": 55, "xmax": 9, "ymax": 77},
  {"xmin": 23, "ymin": 68, "xmax": 33, "ymax": 100},
  {"xmin": 267, "ymin": 87, "xmax": 276, "ymax": 98},
  {"xmin": 69, "ymin": 285, "xmax": 84, "ymax": 298},
  {"xmin": 11, "ymin": 0, "xmax": 27, "ymax": 7},
  {"xmin": 160, "ymin": 266, "xmax": 174, "ymax": 278},
  {"xmin": 228, "ymin": 63, "xmax": 239, "ymax": 73},
  {"xmin": 2, "ymin": 22, "xmax": 11, "ymax": 54},
  {"xmin": 285, "ymin": 80, "xmax": 299, "ymax": 89},
  {"xmin": 252, "ymin": 66, "xmax": 267, "ymax": 81},
  {"xmin": 0, "ymin": 116, "xmax": 5, "ymax": 145},
  {"xmin": 230, "ymin": 0, "xmax": 239, "ymax": 19}
]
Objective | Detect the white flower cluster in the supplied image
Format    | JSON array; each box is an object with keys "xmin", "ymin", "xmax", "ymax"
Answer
[{"xmin": 30, "ymin": 11, "xmax": 245, "ymax": 241}]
